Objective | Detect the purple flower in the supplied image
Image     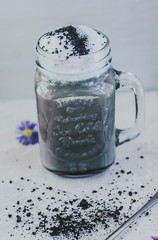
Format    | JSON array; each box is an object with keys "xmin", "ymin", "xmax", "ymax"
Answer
[
  {"xmin": 152, "ymin": 237, "xmax": 158, "ymax": 240},
  {"xmin": 16, "ymin": 121, "xmax": 39, "ymax": 145}
]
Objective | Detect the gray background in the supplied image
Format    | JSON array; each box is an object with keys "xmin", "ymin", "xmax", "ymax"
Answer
[{"xmin": 0, "ymin": 0, "xmax": 158, "ymax": 99}]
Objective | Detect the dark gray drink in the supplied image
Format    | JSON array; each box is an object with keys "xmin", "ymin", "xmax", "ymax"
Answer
[{"xmin": 35, "ymin": 77, "xmax": 115, "ymax": 176}]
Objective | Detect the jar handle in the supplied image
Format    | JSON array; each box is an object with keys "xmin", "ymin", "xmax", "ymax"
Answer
[{"xmin": 115, "ymin": 69, "xmax": 145, "ymax": 146}]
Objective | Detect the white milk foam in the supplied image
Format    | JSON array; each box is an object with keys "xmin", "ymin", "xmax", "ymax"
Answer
[
  {"xmin": 38, "ymin": 25, "xmax": 107, "ymax": 61},
  {"xmin": 37, "ymin": 25, "xmax": 110, "ymax": 80}
]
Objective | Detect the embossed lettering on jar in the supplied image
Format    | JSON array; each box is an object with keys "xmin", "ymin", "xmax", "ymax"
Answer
[{"xmin": 35, "ymin": 25, "xmax": 144, "ymax": 176}]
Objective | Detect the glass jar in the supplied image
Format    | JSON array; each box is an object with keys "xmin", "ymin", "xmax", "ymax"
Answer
[{"xmin": 35, "ymin": 25, "xmax": 144, "ymax": 177}]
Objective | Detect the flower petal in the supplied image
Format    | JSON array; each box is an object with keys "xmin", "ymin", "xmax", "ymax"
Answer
[
  {"xmin": 25, "ymin": 121, "xmax": 31, "ymax": 128},
  {"xmin": 17, "ymin": 135, "xmax": 28, "ymax": 145},
  {"xmin": 18, "ymin": 125, "xmax": 25, "ymax": 131},
  {"xmin": 29, "ymin": 123, "xmax": 37, "ymax": 130},
  {"xmin": 31, "ymin": 131, "xmax": 39, "ymax": 144}
]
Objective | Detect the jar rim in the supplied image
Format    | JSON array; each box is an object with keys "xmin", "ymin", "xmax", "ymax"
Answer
[
  {"xmin": 36, "ymin": 29, "xmax": 110, "ymax": 59},
  {"xmin": 36, "ymin": 28, "xmax": 112, "ymax": 81}
]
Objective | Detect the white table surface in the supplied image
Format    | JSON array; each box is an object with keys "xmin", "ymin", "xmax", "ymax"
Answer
[{"xmin": 0, "ymin": 91, "xmax": 158, "ymax": 240}]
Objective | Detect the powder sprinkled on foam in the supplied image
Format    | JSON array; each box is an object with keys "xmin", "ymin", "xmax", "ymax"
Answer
[{"xmin": 38, "ymin": 25, "xmax": 107, "ymax": 61}]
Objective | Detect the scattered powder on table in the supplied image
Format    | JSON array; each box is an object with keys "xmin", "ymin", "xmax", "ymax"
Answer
[
  {"xmin": 4, "ymin": 182, "xmax": 152, "ymax": 239},
  {"xmin": 5, "ymin": 186, "xmax": 129, "ymax": 239},
  {"xmin": 3, "ymin": 155, "xmax": 156, "ymax": 239}
]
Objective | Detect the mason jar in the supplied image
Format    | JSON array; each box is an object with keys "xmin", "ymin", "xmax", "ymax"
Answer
[{"xmin": 35, "ymin": 25, "xmax": 144, "ymax": 177}]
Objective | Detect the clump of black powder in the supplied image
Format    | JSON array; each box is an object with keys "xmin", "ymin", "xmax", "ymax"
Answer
[
  {"xmin": 5, "ymin": 180, "xmax": 130, "ymax": 240},
  {"xmin": 39, "ymin": 25, "xmax": 91, "ymax": 60}
]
